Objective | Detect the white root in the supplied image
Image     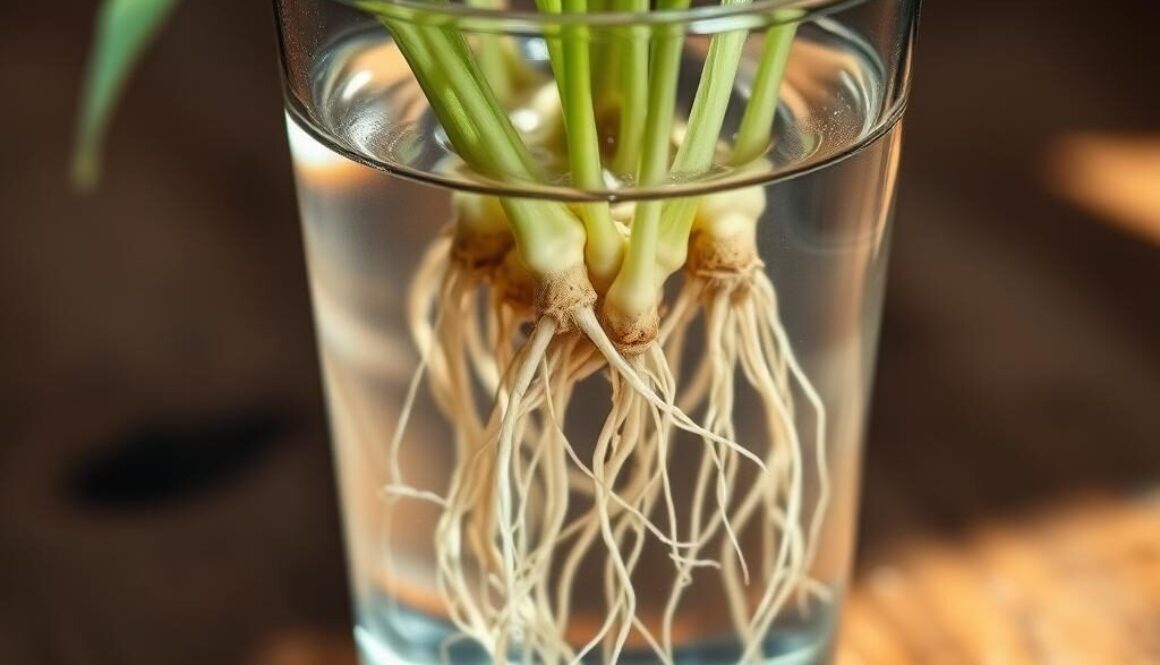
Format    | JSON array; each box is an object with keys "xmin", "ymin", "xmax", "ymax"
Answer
[
  {"xmin": 495, "ymin": 318, "xmax": 557, "ymax": 651},
  {"xmin": 375, "ymin": 201, "xmax": 832, "ymax": 664},
  {"xmin": 754, "ymin": 272, "xmax": 830, "ymax": 580},
  {"xmin": 661, "ymin": 289, "xmax": 742, "ymax": 656},
  {"xmin": 574, "ymin": 308, "xmax": 768, "ymax": 473},
  {"xmin": 654, "ymin": 258, "xmax": 831, "ymax": 664}
]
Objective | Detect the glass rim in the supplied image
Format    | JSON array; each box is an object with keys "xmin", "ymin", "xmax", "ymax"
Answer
[
  {"xmin": 344, "ymin": 0, "xmax": 866, "ymax": 33},
  {"xmin": 287, "ymin": 99, "xmax": 907, "ymax": 203}
]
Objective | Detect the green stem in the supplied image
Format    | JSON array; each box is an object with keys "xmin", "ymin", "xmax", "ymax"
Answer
[
  {"xmin": 653, "ymin": 0, "xmax": 754, "ymax": 275},
  {"xmin": 386, "ymin": 21, "xmax": 496, "ymax": 172},
  {"xmin": 537, "ymin": 0, "xmax": 624, "ymax": 288},
  {"xmin": 672, "ymin": 14, "xmax": 800, "ymax": 264},
  {"xmin": 558, "ymin": 9, "xmax": 603, "ymax": 191},
  {"xmin": 430, "ymin": 25, "xmax": 543, "ymax": 179},
  {"xmin": 731, "ymin": 13, "xmax": 799, "ymax": 166},
  {"xmin": 588, "ymin": 0, "xmax": 617, "ymax": 107},
  {"xmin": 381, "ymin": 16, "xmax": 587, "ymax": 276},
  {"xmin": 604, "ymin": 13, "xmax": 687, "ymax": 320},
  {"xmin": 669, "ymin": 1, "xmax": 749, "ymax": 175},
  {"xmin": 609, "ymin": 0, "xmax": 649, "ymax": 177},
  {"xmin": 535, "ymin": 0, "xmax": 568, "ymax": 106},
  {"xmin": 637, "ymin": 21, "xmax": 685, "ymax": 185},
  {"xmin": 467, "ymin": 0, "xmax": 514, "ymax": 103},
  {"xmin": 501, "ymin": 198, "xmax": 588, "ymax": 274}
]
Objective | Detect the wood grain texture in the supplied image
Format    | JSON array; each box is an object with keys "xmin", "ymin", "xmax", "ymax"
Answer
[{"xmin": 837, "ymin": 494, "xmax": 1160, "ymax": 665}]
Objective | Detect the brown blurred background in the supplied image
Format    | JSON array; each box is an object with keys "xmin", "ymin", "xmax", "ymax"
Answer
[{"xmin": 1, "ymin": 0, "xmax": 1158, "ymax": 664}]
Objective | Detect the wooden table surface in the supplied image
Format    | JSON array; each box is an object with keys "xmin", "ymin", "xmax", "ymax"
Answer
[{"xmin": 1, "ymin": 0, "xmax": 1158, "ymax": 664}]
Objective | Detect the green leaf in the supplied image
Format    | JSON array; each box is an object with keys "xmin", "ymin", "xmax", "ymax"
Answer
[{"xmin": 72, "ymin": 0, "xmax": 179, "ymax": 190}]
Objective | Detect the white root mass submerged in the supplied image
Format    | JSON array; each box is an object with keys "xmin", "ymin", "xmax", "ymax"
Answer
[{"xmin": 377, "ymin": 195, "xmax": 833, "ymax": 664}]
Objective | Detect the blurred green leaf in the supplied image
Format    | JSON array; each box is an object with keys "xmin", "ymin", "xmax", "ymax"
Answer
[{"xmin": 72, "ymin": 0, "xmax": 179, "ymax": 190}]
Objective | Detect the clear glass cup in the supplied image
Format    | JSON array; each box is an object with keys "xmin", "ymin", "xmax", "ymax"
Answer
[{"xmin": 273, "ymin": 0, "xmax": 919, "ymax": 662}]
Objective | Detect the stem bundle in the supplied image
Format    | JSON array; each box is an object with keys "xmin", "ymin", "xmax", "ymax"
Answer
[{"xmin": 374, "ymin": 3, "xmax": 825, "ymax": 662}]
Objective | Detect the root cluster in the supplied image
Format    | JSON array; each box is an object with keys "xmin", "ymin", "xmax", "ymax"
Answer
[{"xmin": 380, "ymin": 202, "xmax": 830, "ymax": 664}]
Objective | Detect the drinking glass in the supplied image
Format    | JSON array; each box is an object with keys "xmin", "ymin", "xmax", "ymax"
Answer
[{"xmin": 273, "ymin": 0, "xmax": 919, "ymax": 662}]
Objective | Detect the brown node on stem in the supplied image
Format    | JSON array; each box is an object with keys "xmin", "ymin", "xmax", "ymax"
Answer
[
  {"xmin": 599, "ymin": 304, "xmax": 659, "ymax": 357},
  {"xmin": 450, "ymin": 225, "xmax": 514, "ymax": 274},
  {"xmin": 535, "ymin": 264, "xmax": 597, "ymax": 333},
  {"xmin": 685, "ymin": 227, "xmax": 762, "ymax": 282}
]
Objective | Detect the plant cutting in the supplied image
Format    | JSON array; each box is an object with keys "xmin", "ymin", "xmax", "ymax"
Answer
[{"xmin": 76, "ymin": 0, "xmax": 918, "ymax": 662}]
